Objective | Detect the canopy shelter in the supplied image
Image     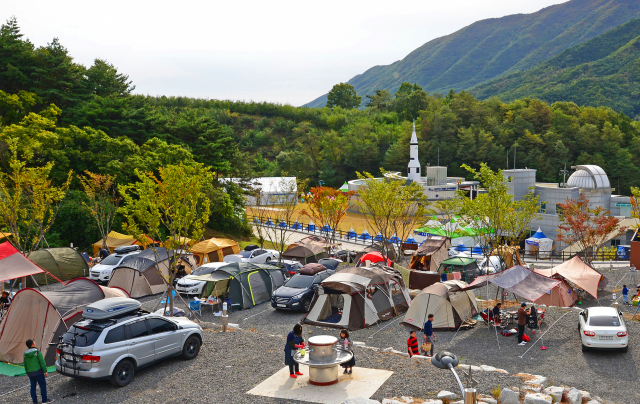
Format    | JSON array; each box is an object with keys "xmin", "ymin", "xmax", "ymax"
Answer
[
  {"xmin": 191, "ymin": 238, "xmax": 240, "ymax": 266},
  {"xmin": 28, "ymin": 247, "xmax": 89, "ymax": 285},
  {"xmin": 189, "ymin": 262, "xmax": 284, "ymax": 309},
  {"xmin": 358, "ymin": 230, "xmax": 372, "ymax": 241},
  {"xmin": 306, "ymin": 221, "xmax": 316, "ymax": 232},
  {"xmin": 532, "ymin": 255, "xmax": 607, "ymax": 299},
  {"xmin": 533, "ymin": 278, "xmax": 577, "ymax": 307},
  {"xmin": 0, "ymin": 242, "xmax": 46, "ymax": 284},
  {"xmin": 388, "ymin": 234, "xmax": 401, "ymax": 244},
  {"xmin": 107, "ymin": 248, "xmax": 174, "ymax": 298},
  {"xmin": 414, "ymin": 220, "xmax": 493, "ymax": 239},
  {"xmin": 288, "ymin": 235, "xmax": 333, "ymax": 249},
  {"xmin": 346, "ymin": 227, "xmax": 357, "ymax": 240},
  {"xmin": 410, "ymin": 235, "xmax": 451, "ymax": 272},
  {"xmin": 290, "ymin": 221, "xmax": 303, "ymax": 230},
  {"xmin": 401, "ymin": 280, "xmax": 478, "ymax": 330},
  {"xmin": 304, "ymin": 265, "xmax": 411, "ymax": 330},
  {"xmin": 339, "ymin": 182, "xmax": 349, "ymax": 193},
  {"xmin": 437, "ymin": 257, "xmax": 481, "ymax": 283},
  {"xmin": 405, "ymin": 236, "xmax": 418, "ymax": 245},
  {"xmin": 0, "ymin": 278, "xmax": 128, "ymax": 365},
  {"xmin": 489, "ymin": 245, "xmax": 525, "ymax": 269},
  {"xmin": 356, "ymin": 252, "xmax": 391, "ymax": 267},
  {"xmin": 457, "ymin": 265, "xmax": 561, "ymax": 302},
  {"xmin": 373, "ymin": 232, "xmax": 385, "ymax": 242},
  {"xmin": 92, "ymin": 231, "xmax": 156, "ymax": 256},
  {"xmin": 525, "ymin": 228, "xmax": 553, "ymax": 258},
  {"xmin": 282, "ymin": 244, "xmax": 327, "ymax": 264}
]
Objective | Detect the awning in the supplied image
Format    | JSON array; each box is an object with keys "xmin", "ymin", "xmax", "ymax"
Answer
[
  {"xmin": 0, "ymin": 242, "xmax": 46, "ymax": 283},
  {"xmin": 456, "ymin": 265, "xmax": 561, "ymax": 302},
  {"xmin": 533, "ymin": 255, "xmax": 606, "ymax": 299}
]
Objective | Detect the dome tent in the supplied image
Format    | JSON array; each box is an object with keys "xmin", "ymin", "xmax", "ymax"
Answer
[
  {"xmin": 0, "ymin": 278, "xmax": 128, "ymax": 365},
  {"xmin": 191, "ymin": 238, "xmax": 240, "ymax": 265},
  {"xmin": 107, "ymin": 248, "xmax": 177, "ymax": 298},
  {"xmin": 525, "ymin": 228, "xmax": 553, "ymax": 258},
  {"xmin": 27, "ymin": 247, "xmax": 89, "ymax": 284}
]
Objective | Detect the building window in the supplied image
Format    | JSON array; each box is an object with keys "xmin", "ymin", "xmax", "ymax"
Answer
[
  {"xmin": 417, "ymin": 168, "xmax": 420, "ymax": 173},
  {"xmin": 539, "ymin": 202, "xmax": 547, "ymax": 214},
  {"xmin": 611, "ymin": 239, "xmax": 621, "ymax": 247}
]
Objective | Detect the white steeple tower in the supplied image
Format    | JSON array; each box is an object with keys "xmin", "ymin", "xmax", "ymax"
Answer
[{"xmin": 407, "ymin": 120, "xmax": 421, "ymax": 183}]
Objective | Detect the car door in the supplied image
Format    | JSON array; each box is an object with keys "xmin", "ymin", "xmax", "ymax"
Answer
[
  {"xmin": 147, "ymin": 317, "xmax": 183, "ymax": 360},
  {"xmin": 124, "ymin": 319, "xmax": 156, "ymax": 367},
  {"xmin": 251, "ymin": 249, "xmax": 266, "ymax": 263}
]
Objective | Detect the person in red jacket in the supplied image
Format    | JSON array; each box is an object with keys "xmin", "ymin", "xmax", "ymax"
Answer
[{"xmin": 407, "ymin": 330, "xmax": 420, "ymax": 357}]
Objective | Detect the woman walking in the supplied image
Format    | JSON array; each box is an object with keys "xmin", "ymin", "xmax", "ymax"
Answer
[
  {"xmin": 338, "ymin": 329, "xmax": 355, "ymax": 375},
  {"xmin": 285, "ymin": 324, "xmax": 305, "ymax": 378}
]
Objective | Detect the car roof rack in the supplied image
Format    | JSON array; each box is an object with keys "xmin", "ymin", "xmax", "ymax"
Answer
[{"xmin": 83, "ymin": 297, "xmax": 142, "ymax": 320}]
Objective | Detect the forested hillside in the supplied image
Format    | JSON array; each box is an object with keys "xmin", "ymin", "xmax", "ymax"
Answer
[
  {"xmin": 305, "ymin": 0, "xmax": 640, "ymax": 108},
  {"xmin": 2, "ymin": 17, "xmax": 640, "ymax": 250},
  {"xmin": 471, "ymin": 17, "xmax": 640, "ymax": 119}
]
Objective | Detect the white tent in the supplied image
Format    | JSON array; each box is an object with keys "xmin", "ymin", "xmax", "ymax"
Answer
[{"xmin": 525, "ymin": 228, "xmax": 553, "ymax": 258}]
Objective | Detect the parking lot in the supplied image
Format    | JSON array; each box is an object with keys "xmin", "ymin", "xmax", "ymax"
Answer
[{"xmin": 1, "ymin": 266, "xmax": 638, "ymax": 404}]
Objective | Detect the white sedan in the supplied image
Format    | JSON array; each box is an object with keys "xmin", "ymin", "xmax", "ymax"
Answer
[
  {"xmin": 579, "ymin": 306, "xmax": 628, "ymax": 352},
  {"xmin": 175, "ymin": 262, "xmax": 228, "ymax": 295},
  {"xmin": 223, "ymin": 248, "xmax": 279, "ymax": 264}
]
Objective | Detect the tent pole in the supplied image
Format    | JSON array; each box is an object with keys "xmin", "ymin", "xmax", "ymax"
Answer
[
  {"xmin": 153, "ymin": 289, "xmax": 168, "ymax": 312},
  {"xmin": 29, "ymin": 275, "xmax": 41, "ymax": 291}
]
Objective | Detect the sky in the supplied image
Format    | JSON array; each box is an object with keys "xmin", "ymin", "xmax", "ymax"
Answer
[{"xmin": 4, "ymin": 0, "xmax": 569, "ymax": 106}]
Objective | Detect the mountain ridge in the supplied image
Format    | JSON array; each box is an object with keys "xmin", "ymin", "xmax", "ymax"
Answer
[{"xmin": 305, "ymin": 0, "xmax": 640, "ymax": 108}]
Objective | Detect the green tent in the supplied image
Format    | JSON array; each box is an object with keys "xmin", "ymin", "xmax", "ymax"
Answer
[
  {"xmin": 27, "ymin": 247, "xmax": 89, "ymax": 285},
  {"xmin": 190, "ymin": 262, "xmax": 285, "ymax": 310},
  {"xmin": 437, "ymin": 257, "xmax": 481, "ymax": 283}
]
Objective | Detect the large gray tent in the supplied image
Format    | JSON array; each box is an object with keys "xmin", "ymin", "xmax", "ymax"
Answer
[
  {"xmin": 107, "ymin": 248, "xmax": 175, "ymax": 298},
  {"xmin": 0, "ymin": 278, "xmax": 128, "ymax": 365}
]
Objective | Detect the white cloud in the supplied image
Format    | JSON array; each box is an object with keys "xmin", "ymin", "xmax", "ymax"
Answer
[{"xmin": 3, "ymin": 0, "xmax": 568, "ymax": 105}]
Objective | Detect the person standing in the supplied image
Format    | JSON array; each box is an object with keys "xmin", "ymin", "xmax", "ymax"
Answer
[
  {"xmin": 338, "ymin": 329, "xmax": 355, "ymax": 374},
  {"xmin": 24, "ymin": 339, "xmax": 53, "ymax": 404},
  {"xmin": 407, "ymin": 330, "xmax": 420, "ymax": 357},
  {"xmin": 423, "ymin": 314, "xmax": 435, "ymax": 357},
  {"xmin": 622, "ymin": 285, "xmax": 630, "ymax": 305},
  {"xmin": 284, "ymin": 324, "xmax": 305, "ymax": 378},
  {"xmin": 517, "ymin": 303, "xmax": 531, "ymax": 346}
]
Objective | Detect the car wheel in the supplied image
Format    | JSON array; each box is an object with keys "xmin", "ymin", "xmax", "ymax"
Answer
[
  {"xmin": 622, "ymin": 346, "xmax": 628, "ymax": 353},
  {"xmin": 303, "ymin": 299, "xmax": 311, "ymax": 312},
  {"xmin": 581, "ymin": 343, "xmax": 589, "ymax": 352},
  {"xmin": 182, "ymin": 335, "xmax": 201, "ymax": 360},
  {"xmin": 266, "ymin": 257, "xmax": 271, "ymax": 263},
  {"xmin": 110, "ymin": 359, "xmax": 135, "ymax": 387}
]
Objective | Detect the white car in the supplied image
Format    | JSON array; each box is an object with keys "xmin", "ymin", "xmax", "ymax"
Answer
[
  {"xmin": 223, "ymin": 248, "xmax": 279, "ymax": 264},
  {"xmin": 479, "ymin": 256, "xmax": 506, "ymax": 274},
  {"xmin": 175, "ymin": 262, "xmax": 228, "ymax": 295},
  {"xmin": 579, "ymin": 306, "xmax": 628, "ymax": 352},
  {"xmin": 89, "ymin": 251, "xmax": 141, "ymax": 283}
]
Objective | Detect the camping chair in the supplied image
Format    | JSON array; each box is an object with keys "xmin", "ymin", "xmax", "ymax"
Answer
[
  {"xmin": 189, "ymin": 300, "xmax": 202, "ymax": 317},
  {"xmin": 160, "ymin": 290, "xmax": 176, "ymax": 305}
]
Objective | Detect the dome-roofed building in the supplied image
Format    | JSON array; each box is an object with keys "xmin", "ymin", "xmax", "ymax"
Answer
[{"xmin": 566, "ymin": 165, "xmax": 611, "ymax": 191}]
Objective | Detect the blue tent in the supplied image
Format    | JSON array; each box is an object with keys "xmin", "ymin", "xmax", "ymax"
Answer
[
  {"xmin": 373, "ymin": 232, "xmax": 385, "ymax": 242},
  {"xmin": 405, "ymin": 236, "xmax": 418, "ymax": 245},
  {"xmin": 389, "ymin": 234, "xmax": 401, "ymax": 244},
  {"xmin": 290, "ymin": 221, "xmax": 303, "ymax": 230},
  {"xmin": 306, "ymin": 221, "xmax": 316, "ymax": 232},
  {"xmin": 346, "ymin": 227, "xmax": 357, "ymax": 239},
  {"xmin": 265, "ymin": 219, "xmax": 275, "ymax": 226},
  {"xmin": 359, "ymin": 229, "xmax": 372, "ymax": 241},
  {"xmin": 530, "ymin": 228, "xmax": 548, "ymax": 240}
]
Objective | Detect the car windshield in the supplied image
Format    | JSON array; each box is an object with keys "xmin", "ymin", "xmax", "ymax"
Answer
[
  {"xmin": 285, "ymin": 274, "xmax": 314, "ymax": 288},
  {"xmin": 238, "ymin": 251, "xmax": 252, "ymax": 258},
  {"xmin": 62, "ymin": 325, "xmax": 103, "ymax": 347},
  {"xmin": 192, "ymin": 266, "xmax": 217, "ymax": 275},
  {"xmin": 589, "ymin": 315, "xmax": 621, "ymax": 327},
  {"xmin": 100, "ymin": 255, "xmax": 123, "ymax": 266}
]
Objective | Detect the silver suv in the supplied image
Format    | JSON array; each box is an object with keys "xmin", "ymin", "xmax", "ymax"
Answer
[{"xmin": 55, "ymin": 298, "xmax": 203, "ymax": 387}]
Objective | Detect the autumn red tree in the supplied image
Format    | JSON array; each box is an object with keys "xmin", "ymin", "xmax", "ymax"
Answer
[
  {"xmin": 556, "ymin": 194, "xmax": 625, "ymax": 263},
  {"xmin": 300, "ymin": 187, "xmax": 355, "ymax": 244}
]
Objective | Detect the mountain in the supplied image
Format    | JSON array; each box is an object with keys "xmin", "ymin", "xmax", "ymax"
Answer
[
  {"xmin": 471, "ymin": 17, "xmax": 640, "ymax": 119},
  {"xmin": 304, "ymin": 0, "xmax": 640, "ymax": 108}
]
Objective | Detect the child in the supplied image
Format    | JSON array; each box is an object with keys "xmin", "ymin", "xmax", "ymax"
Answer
[
  {"xmin": 622, "ymin": 285, "xmax": 630, "ymax": 305},
  {"xmin": 338, "ymin": 329, "xmax": 355, "ymax": 375},
  {"xmin": 407, "ymin": 330, "xmax": 419, "ymax": 357}
]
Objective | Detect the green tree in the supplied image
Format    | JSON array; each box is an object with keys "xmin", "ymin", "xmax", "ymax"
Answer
[
  {"xmin": 365, "ymin": 89, "xmax": 393, "ymax": 111},
  {"xmin": 0, "ymin": 17, "xmax": 35, "ymax": 95},
  {"xmin": 326, "ymin": 83, "xmax": 361, "ymax": 109},
  {"xmin": 79, "ymin": 171, "xmax": 120, "ymax": 252},
  {"xmin": 119, "ymin": 163, "xmax": 212, "ymax": 315},
  {"xmin": 85, "ymin": 59, "xmax": 135, "ymax": 97}
]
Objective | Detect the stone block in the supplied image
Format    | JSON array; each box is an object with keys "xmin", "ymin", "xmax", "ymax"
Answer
[
  {"xmin": 382, "ymin": 400, "xmax": 404, "ymax": 404},
  {"xmin": 579, "ymin": 390, "xmax": 591, "ymax": 400},
  {"xmin": 410, "ymin": 354, "xmax": 430, "ymax": 360},
  {"xmin": 422, "ymin": 400, "xmax": 443, "ymax": 404},
  {"xmin": 382, "ymin": 347, "xmax": 394, "ymax": 353},
  {"xmin": 586, "ymin": 401, "xmax": 600, "ymax": 404},
  {"xmin": 400, "ymin": 397, "xmax": 414, "ymax": 403},
  {"xmin": 352, "ymin": 341, "xmax": 366, "ymax": 347},
  {"xmin": 437, "ymin": 390, "xmax": 458, "ymax": 400},
  {"xmin": 479, "ymin": 398, "xmax": 497, "ymax": 404},
  {"xmin": 566, "ymin": 388, "xmax": 582, "ymax": 404},
  {"xmin": 390, "ymin": 349, "xmax": 410, "ymax": 357},
  {"xmin": 480, "ymin": 365, "xmax": 496, "ymax": 371},
  {"xmin": 543, "ymin": 386, "xmax": 565, "ymax": 402},
  {"xmin": 524, "ymin": 393, "xmax": 552, "ymax": 404},
  {"xmin": 343, "ymin": 398, "xmax": 381, "ymax": 404},
  {"xmin": 458, "ymin": 364, "xmax": 483, "ymax": 372},
  {"xmin": 498, "ymin": 388, "xmax": 519, "ymax": 404}
]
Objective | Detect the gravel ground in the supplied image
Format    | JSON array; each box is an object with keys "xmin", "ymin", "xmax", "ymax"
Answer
[{"xmin": 1, "ymin": 266, "xmax": 638, "ymax": 403}]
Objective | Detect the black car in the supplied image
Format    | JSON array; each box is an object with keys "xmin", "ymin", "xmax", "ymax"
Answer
[{"xmin": 271, "ymin": 269, "xmax": 334, "ymax": 312}]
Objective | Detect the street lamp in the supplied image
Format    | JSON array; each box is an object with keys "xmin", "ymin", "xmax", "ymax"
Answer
[{"xmin": 431, "ymin": 351, "xmax": 477, "ymax": 403}]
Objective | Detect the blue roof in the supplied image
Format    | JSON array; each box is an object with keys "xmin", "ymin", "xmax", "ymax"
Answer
[{"xmin": 530, "ymin": 228, "xmax": 549, "ymax": 240}]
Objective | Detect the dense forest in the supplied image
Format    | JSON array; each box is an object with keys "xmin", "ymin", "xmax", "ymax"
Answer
[
  {"xmin": 305, "ymin": 0, "xmax": 640, "ymax": 108},
  {"xmin": 2, "ymin": 17, "xmax": 640, "ymax": 249},
  {"xmin": 471, "ymin": 17, "xmax": 640, "ymax": 120}
]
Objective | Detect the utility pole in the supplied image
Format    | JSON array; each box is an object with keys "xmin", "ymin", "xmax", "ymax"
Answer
[
  {"xmin": 513, "ymin": 142, "xmax": 517, "ymax": 170},
  {"xmin": 559, "ymin": 163, "xmax": 570, "ymax": 188}
]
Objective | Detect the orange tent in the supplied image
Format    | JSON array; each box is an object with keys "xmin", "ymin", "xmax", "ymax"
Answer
[
  {"xmin": 533, "ymin": 256, "xmax": 607, "ymax": 299},
  {"xmin": 92, "ymin": 231, "xmax": 159, "ymax": 256},
  {"xmin": 191, "ymin": 238, "xmax": 240, "ymax": 265},
  {"xmin": 534, "ymin": 278, "xmax": 578, "ymax": 307}
]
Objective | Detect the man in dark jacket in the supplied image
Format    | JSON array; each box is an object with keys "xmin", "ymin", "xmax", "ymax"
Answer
[{"xmin": 23, "ymin": 339, "xmax": 53, "ymax": 403}]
